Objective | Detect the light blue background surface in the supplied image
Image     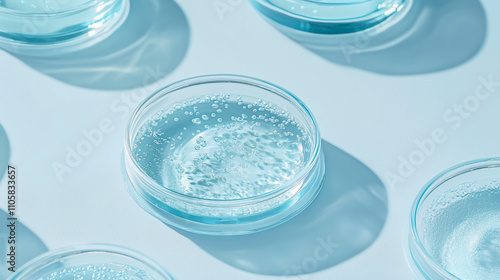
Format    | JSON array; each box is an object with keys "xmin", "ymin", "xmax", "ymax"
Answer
[{"xmin": 0, "ymin": 0, "xmax": 499, "ymax": 279}]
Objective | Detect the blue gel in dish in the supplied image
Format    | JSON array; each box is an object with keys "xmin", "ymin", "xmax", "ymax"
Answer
[
  {"xmin": 123, "ymin": 75, "xmax": 325, "ymax": 235},
  {"xmin": 7, "ymin": 245, "xmax": 174, "ymax": 280},
  {"xmin": 134, "ymin": 98, "xmax": 311, "ymax": 200},
  {"xmin": 409, "ymin": 158, "xmax": 500, "ymax": 280},
  {"xmin": 250, "ymin": 0, "xmax": 409, "ymax": 34},
  {"xmin": 0, "ymin": 0, "xmax": 129, "ymax": 56}
]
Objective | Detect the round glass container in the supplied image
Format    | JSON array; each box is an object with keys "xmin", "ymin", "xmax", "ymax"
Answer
[
  {"xmin": 250, "ymin": 0, "xmax": 409, "ymax": 34},
  {"xmin": 0, "ymin": 0, "xmax": 129, "ymax": 56},
  {"xmin": 409, "ymin": 158, "xmax": 500, "ymax": 279},
  {"xmin": 123, "ymin": 75, "xmax": 325, "ymax": 235},
  {"xmin": 7, "ymin": 245, "xmax": 174, "ymax": 279}
]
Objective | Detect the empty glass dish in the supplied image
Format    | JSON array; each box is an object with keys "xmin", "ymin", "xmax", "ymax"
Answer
[
  {"xmin": 123, "ymin": 75, "xmax": 325, "ymax": 235},
  {"xmin": 0, "ymin": 0, "xmax": 129, "ymax": 56},
  {"xmin": 250, "ymin": 0, "xmax": 409, "ymax": 34},
  {"xmin": 8, "ymin": 245, "xmax": 174, "ymax": 280},
  {"xmin": 409, "ymin": 158, "xmax": 500, "ymax": 279}
]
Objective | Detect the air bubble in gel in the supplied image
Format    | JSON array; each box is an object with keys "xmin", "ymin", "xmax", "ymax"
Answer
[
  {"xmin": 38, "ymin": 263, "xmax": 155, "ymax": 280},
  {"xmin": 422, "ymin": 181, "xmax": 500, "ymax": 280}
]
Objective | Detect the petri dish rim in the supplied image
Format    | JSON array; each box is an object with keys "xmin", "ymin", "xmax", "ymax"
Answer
[
  {"xmin": 0, "ymin": 0, "xmax": 110, "ymax": 16},
  {"xmin": 7, "ymin": 244, "xmax": 174, "ymax": 280},
  {"xmin": 409, "ymin": 157, "xmax": 500, "ymax": 279},
  {"xmin": 250, "ymin": 0, "xmax": 399, "ymax": 23},
  {"xmin": 124, "ymin": 74, "xmax": 322, "ymax": 205},
  {"xmin": 250, "ymin": 0, "xmax": 412, "ymax": 35}
]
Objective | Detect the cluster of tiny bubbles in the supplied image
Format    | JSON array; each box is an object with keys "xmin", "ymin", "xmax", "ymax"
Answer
[
  {"xmin": 422, "ymin": 180, "xmax": 500, "ymax": 232},
  {"xmin": 133, "ymin": 94, "xmax": 313, "ymax": 205},
  {"xmin": 419, "ymin": 180, "xmax": 500, "ymax": 279},
  {"xmin": 38, "ymin": 263, "xmax": 154, "ymax": 280},
  {"xmin": 1, "ymin": 0, "xmax": 87, "ymax": 11}
]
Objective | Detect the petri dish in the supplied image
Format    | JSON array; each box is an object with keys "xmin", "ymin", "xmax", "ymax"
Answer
[
  {"xmin": 7, "ymin": 244, "xmax": 174, "ymax": 279},
  {"xmin": 123, "ymin": 75, "xmax": 325, "ymax": 235},
  {"xmin": 0, "ymin": 0, "xmax": 129, "ymax": 56},
  {"xmin": 409, "ymin": 158, "xmax": 500, "ymax": 279},
  {"xmin": 250, "ymin": 0, "xmax": 410, "ymax": 34}
]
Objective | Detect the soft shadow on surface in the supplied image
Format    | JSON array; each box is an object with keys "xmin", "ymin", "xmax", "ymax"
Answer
[
  {"xmin": 0, "ymin": 124, "xmax": 9, "ymax": 181},
  {"xmin": 0, "ymin": 127, "xmax": 48, "ymax": 278},
  {"xmin": 178, "ymin": 141, "xmax": 388, "ymax": 276},
  {"xmin": 17, "ymin": 0, "xmax": 190, "ymax": 90},
  {"xmin": 266, "ymin": 0, "xmax": 487, "ymax": 75},
  {"xmin": 0, "ymin": 210, "xmax": 49, "ymax": 279}
]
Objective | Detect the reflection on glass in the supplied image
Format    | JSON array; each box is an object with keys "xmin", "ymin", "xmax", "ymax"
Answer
[
  {"xmin": 251, "ymin": 0, "xmax": 408, "ymax": 33},
  {"xmin": 7, "ymin": 245, "xmax": 173, "ymax": 280},
  {"xmin": 0, "ymin": 0, "xmax": 129, "ymax": 55}
]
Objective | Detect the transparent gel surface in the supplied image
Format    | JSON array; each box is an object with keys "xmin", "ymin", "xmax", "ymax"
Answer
[
  {"xmin": 423, "ymin": 180, "xmax": 500, "ymax": 280},
  {"xmin": 0, "ymin": 0, "xmax": 88, "ymax": 12},
  {"xmin": 265, "ymin": 0, "xmax": 403, "ymax": 20},
  {"xmin": 133, "ymin": 94, "xmax": 312, "ymax": 200},
  {"xmin": 37, "ymin": 263, "xmax": 154, "ymax": 280}
]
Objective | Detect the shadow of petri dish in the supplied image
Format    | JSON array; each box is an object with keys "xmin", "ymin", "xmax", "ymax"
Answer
[
  {"xmin": 0, "ymin": 210, "xmax": 49, "ymax": 279},
  {"xmin": 0, "ymin": 123, "xmax": 9, "ymax": 182},
  {"xmin": 176, "ymin": 140, "xmax": 388, "ymax": 276},
  {"xmin": 260, "ymin": 0, "xmax": 487, "ymax": 75},
  {"xmin": 15, "ymin": 0, "xmax": 190, "ymax": 90}
]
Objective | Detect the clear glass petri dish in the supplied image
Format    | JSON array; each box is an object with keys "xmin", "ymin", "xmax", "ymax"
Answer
[
  {"xmin": 409, "ymin": 158, "xmax": 500, "ymax": 279},
  {"xmin": 7, "ymin": 244, "xmax": 174, "ymax": 279},
  {"xmin": 250, "ymin": 0, "xmax": 409, "ymax": 34},
  {"xmin": 0, "ymin": 0, "xmax": 129, "ymax": 56},
  {"xmin": 123, "ymin": 75, "xmax": 325, "ymax": 235}
]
